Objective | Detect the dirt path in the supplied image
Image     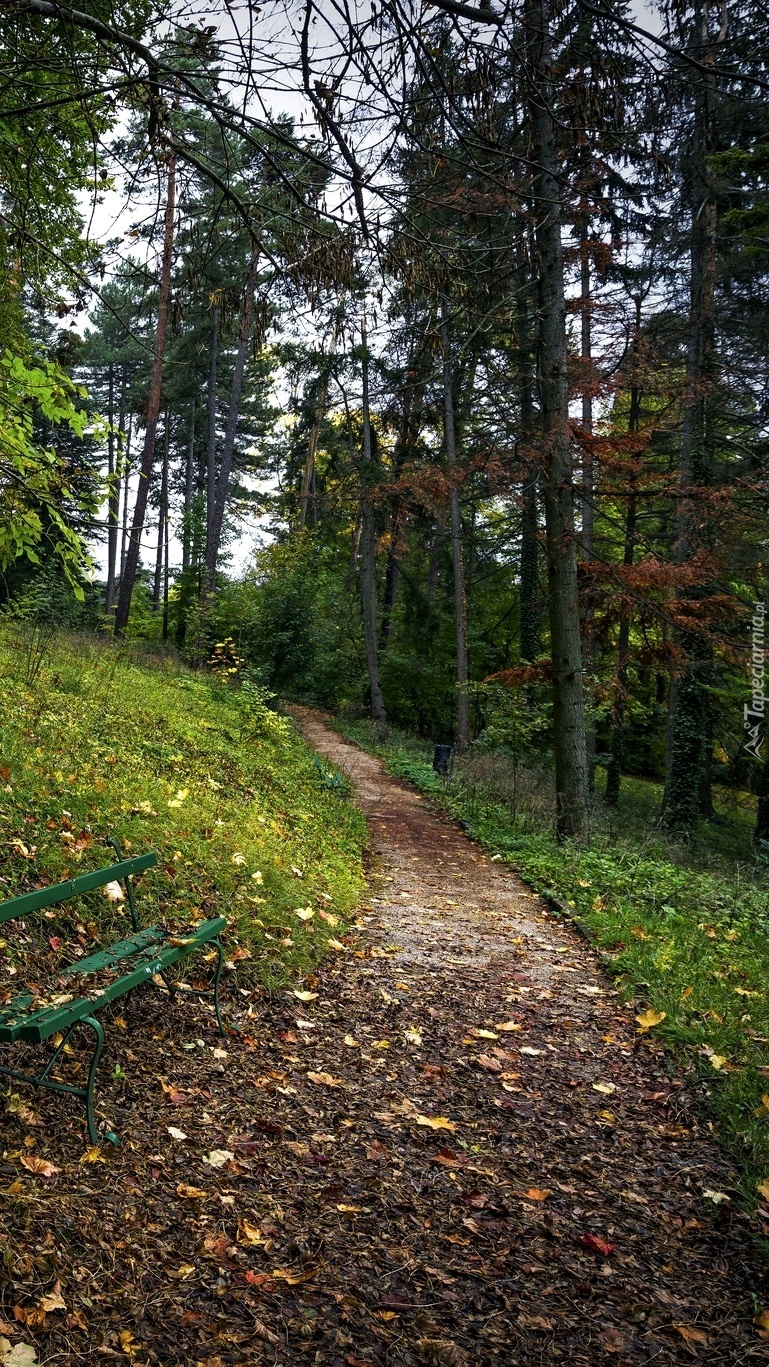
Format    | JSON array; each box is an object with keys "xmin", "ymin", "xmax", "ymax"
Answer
[{"xmin": 3, "ymin": 711, "xmax": 769, "ymax": 1366}]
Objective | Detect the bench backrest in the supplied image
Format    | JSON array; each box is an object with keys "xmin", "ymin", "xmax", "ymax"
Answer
[{"xmin": 0, "ymin": 852, "xmax": 157, "ymax": 931}]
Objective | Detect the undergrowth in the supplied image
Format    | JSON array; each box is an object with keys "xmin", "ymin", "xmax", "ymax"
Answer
[
  {"xmin": 0, "ymin": 629, "xmax": 366, "ymax": 989},
  {"xmin": 338, "ymin": 717, "xmax": 769, "ymax": 1207}
]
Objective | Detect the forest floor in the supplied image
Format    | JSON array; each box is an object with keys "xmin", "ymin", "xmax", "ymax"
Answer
[{"xmin": 3, "ymin": 708, "xmax": 769, "ymax": 1365}]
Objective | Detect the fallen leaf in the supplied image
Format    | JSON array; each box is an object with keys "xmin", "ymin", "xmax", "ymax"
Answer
[
  {"xmin": 343, "ymin": 1035, "xmax": 359, "ymax": 1047},
  {"xmin": 19, "ymin": 1156, "xmax": 59, "ymax": 1178},
  {"xmin": 758, "ymin": 1181, "xmax": 769, "ymax": 1203},
  {"xmin": 294, "ymin": 990, "xmax": 318, "ymax": 1002},
  {"xmin": 307, "ymin": 1071, "xmax": 343, "ymax": 1087},
  {"xmin": 168, "ymin": 1264, "xmax": 196, "ymax": 1280},
  {"xmin": 702, "ymin": 1189, "xmax": 730, "ymax": 1204},
  {"xmin": 477, "ymin": 1054, "xmax": 503, "ymax": 1071},
  {"xmin": 753, "ymin": 1308, "xmax": 769, "ymax": 1339},
  {"xmin": 38, "ymin": 1282, "xmax": 66, "ymax": 1313},
  {"xmin": 271, "ymin": 1266, "xmax": 317, "ymax": 1284},
  {"xmin": 0, "ymin": 1345, "xmax": 39, "ymax": 1367},
  {"xmin": 416, "ymin": 1115, "xmax": 457, "ymax": 1132},
  {"xmin": 673, "ymin": 1325, "xmax": 708, "ymax": 1346},
  {"xmin": 295, "ymin": 907, "xmax": 314, "ymax": 921},
  {"xmin": 167, "ymin": 1127, "xmax": 187, "ymax": 1141},
  {"xmin": 103, "ymin": 881, "xmax": 124, "ymax": 903},
  {"xmin": 79, "ymin": 1146, "xmax": 106, "ymax": 1164},
  {"xmin": 177, "ymin": 1183, "xmax": 207, "ymax": 1199},
  {"xmin": 238, "ymin": 1220, "xmax": 266, "ymax": 1246},
  {"xmin": 415, "ymin": 1339, "xmax": 467, "ymax": 1366},
  {"xmin": 522, "ymin": 1187, "xmax": 552, "ymax": 1202},
  {"xmin": 336, "ymin": 1204, "xmax": 364, "ymax": 1213},
  {"xmin": 404, "ymin": 1028, "xmax": 423, "ymax": 1045},
  {"xmin": 203, "ymin": 1150, "xmax": 234, "ymax": 1168},
  {"xmin": 495, "ymin": 1021, "xmax": 522, "ymax": 1032},
  {"xmin": 578, "ymin": 1233, "xmax": 615, "ymax": 1257},
  {"xmin": 469, "ymin": 1028, "xmax": 498, "ymax": 1040},
  {"xmin": 517, "ymin": 1314, "xmax": 554, "ymax": 1331},
  {"xmin": 592, "ymin": 1081, "xmax": 617, "ymax": 1095},
  {"xmin": 520, "ymin": 1046, "xmax": 542, "ymax": 1056},
  {"xmin": 636, "ymin": 1008, "xmax": 666, "ymax": 1032}
]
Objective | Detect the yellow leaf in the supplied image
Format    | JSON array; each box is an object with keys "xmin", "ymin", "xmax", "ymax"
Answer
[
  {"xmin": 177, "ymin": 1183, "xmax": 207, "ymax": 1199},
  {"xmin": 635, "ymin": 1009, "xmax": 666, "ymax": 1032},
  {"xmin": 708, "ymin": 1054, "xmax": 728, "ymax": 1071},
  {"xmin": 295, "ymin": 907, "xmax": 315, "ymax": 921},
  {"xmin": 336, "ymin": 1204, "xmax": 363, "ymax": 1213},
  {"xmin": 415, "ymin": 1115, "xmax": 457, "ymax": 1132},
  {"xmin": 592, "ymin": 1082, "xmax": 616, "ymax": 1095},
  {"xmin": 344, "ymin": 1035, "xmax": 359, "ymax": 1047},
  {"xmin": 79, "ymin": 1146, "xmax": 106, "ymax": 1164},
  {"xmin": 294, "ymin": 990, "xmax": 318, "ymax": 1002},
  {"xmin": 753, "ymin": 1308, "xmax": 769, "ymax": 1339},
  {"xmin": 327, "ymin": 938, "xmax": 346, "ymax": 951},
  {"xmin": 168, "ymin": 1264, "xmax": 196, "ymax": 1280},
  {"xmin": 404, "ymin": 1028, "xmax": 423, "ymax": 1045},
  {"xmin": 522, "ymin": 1187, "xmax": 551, "ymax": 1202},
  {"xmin": 757, "ymin": 1180, "xmax": 769, "ymax": 1203},
  {"xmin": 470, "ymin": 1028, "xmax": 498, "ymax": 1040},
  {"xmin": 238, "ymin": 1220, "xmax": 266, "ymax": 1245}
]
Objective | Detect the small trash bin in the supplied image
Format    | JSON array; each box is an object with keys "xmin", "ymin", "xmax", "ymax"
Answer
[{"xmin": 433, "ymin": 744, "xmax": 453, "ymax": 777}]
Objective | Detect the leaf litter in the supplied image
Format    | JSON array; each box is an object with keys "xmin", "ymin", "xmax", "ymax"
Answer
[{"xmin": 0, "ymin": 708, "xmax": 767, "ymax": 1365}]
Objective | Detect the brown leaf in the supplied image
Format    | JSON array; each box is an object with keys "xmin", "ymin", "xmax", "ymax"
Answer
[
  {"xmin": 522, "ymin": 1187, "xmax": 552, "ymax": 1202},
  {"xmin": 517, "ymin": 1314, "xmax": 553, "ymax": 1331},
  {"xmin": 306, "ymin": 1071, "xmax": 343, "ymax": 1087},
  {"xmin": 477, "ymin": 1055, "xmax": 503, "ymax": 1072},
  {"xmin": 674, "ymin": 1324, "xmax": 708, "ymax": 1346},
  {"xmin": 19, "ymin": 1155, "xmax": 59, "ymax": 1178},
  {"xmin": 38, "ymin": 1281, "xmax": 66, "ymax": 1313},
  {"xmin": 177, "ymin": 1183, "xmax": 207, "ymax": 1200}
]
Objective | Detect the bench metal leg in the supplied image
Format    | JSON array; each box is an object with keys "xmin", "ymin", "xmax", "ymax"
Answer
[
  {"xmin": 0, "ymin": 1014, "xmax": 105, "ymax": 1145},
  {"xmin": 81, "ymin": 1016, "xmax": 104, "ymax": 1145}
]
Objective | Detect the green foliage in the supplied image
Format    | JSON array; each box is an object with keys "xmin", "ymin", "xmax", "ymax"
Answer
[
  {"xmin": 0, "ymin": 350, "xmax": 102, "ymax": 588},
  {"xmin": 0, "ymin": 633, "xmax": 367, "ymax": 986}
]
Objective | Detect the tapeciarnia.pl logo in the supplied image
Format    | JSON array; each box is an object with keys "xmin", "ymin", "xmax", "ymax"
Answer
[{"xmin": 745, "ymin": 600, "xmax": 766, "ymax": 760}]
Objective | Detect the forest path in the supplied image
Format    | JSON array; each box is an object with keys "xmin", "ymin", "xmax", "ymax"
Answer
[
  {"xmin": 5, "ymin": 714, "xmax": 769, "ymax": 1367},
  {"xmin": 281, "ymin": 706, "xmax": 769, "ymax": 1364}
]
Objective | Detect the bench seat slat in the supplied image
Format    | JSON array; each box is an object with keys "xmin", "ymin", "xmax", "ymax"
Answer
[
  {"xmin": 63, "ymin": 926, "xmax": 166, "ymax": 976},
  {"xmin": 0, "ymin": 854, "xmax": 158, "ymax": 924},
  {"xmin": 0, "ymin": 917, "xmax": 227, "ymax": 1043}
]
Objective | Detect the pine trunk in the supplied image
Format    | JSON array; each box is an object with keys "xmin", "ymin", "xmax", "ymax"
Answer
[
  {"xmin": 105, "ymin": 364, "xmax": 118, "ymax": 617},
  {"xmin": 114, "ymin": 151, "xmax": 175, "ymax": 636},
  {"xmin": 359, "ymin": 316, "xmax": 388, "ymax": 735},
  {"xmin": 441, "ymin": 314, "xmax": 470, "ymax": 754},
  {"xmin": 525, "ymin": 0, "xmax": 589, "ymax": 841},
  {"xmin": 204, "ymin": 245, "xmax": 259, "ymax": 597}
]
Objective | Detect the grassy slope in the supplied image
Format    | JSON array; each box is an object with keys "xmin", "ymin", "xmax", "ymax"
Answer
[
  {"xmin": 0, "ymin": 632, "xmax": 367, "ymax": 987},
  {"xmin": 338, "ymin": 718, "xmax": 769, "ymax": 1206}
]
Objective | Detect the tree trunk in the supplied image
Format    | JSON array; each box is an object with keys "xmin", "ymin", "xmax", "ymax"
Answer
[
  {"xmin": 206, "ymin": 303, "xmax": 219, "ymax": 542},
  {"xmin": 580, "ymin": 226, "xmax": 596, "ymax": 786},
  {"xmin": 114, "ymin": 150, "xmax": 175, "ymax": 636},
  {"xmin": 663, "ymin": 0, "xmax": 718, "ymax": 829},
  {"xmin": 359, "ymin": 315, "xmax": 388, "ymax": 734},
  {"xmin": 182, "ymin": 404, "xmax": 195, "ymax": 572},
  {"xmin": 204, "ymin": 245, "xmax": 259, "ymax": 597},
  {"xmin": 605, "ymin": 299, "xmax": 642, "ymax": 807},
  {"xmin": 441, "ymin": 313, "xmax": 470, "ymax": 754},
  {"xmin": 525, "ymin": 0, "xmax": 590, "ymax": 841},
  {"xmin": 105, "ymin": 363, "xmax": 118, "ymax": 617},
  {"xmin": 153, "ymin": 414, "xmax": 169, "ymax": 612},
  {"xmin": 119, "ymin": 416, "xmax": 132, "ymax": 580},
  {"xmin": 515, "ymin": 284, "xmax": 540, "ymax": 662}
]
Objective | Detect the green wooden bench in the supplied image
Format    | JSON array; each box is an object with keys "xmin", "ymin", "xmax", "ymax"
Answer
[{"xmin": 0, "ymin": 841, "xmax": 227, "ymax": 1144}]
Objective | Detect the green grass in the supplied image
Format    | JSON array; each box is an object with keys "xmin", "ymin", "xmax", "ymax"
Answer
[
  {"xmin": 0, "ymin": 628, "xmax": 367, "ymax": 988},
  {"xmin": 337, "ymin": 717, "xmax": 769, "ymax": 1207}
]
